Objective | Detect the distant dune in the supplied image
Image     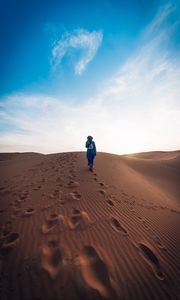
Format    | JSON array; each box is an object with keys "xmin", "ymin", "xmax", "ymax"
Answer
[{"xmin": 0, "ymin": 150, "xmax": 179, "ymax": 300}]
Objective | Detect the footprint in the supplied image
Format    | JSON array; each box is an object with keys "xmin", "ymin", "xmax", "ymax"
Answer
[
  {"xmin": 68, "ymin": 215, "xmax": 81, "ymax": 230},
  {"xmin": 54, "ymin": 188, "xmax": 62, "ymax": 196},
  {"xmin": 98, "ymin": 189, "xmax": 107, "ymax": 196},
  {"xmin": 42, "ymin": 214, "xmax": 59, "ymax": 234},
  {"xmin": 106, "ymin": 199, "xmax": 114, "ymax": 207},
  {"xmin": 41, "ymin": 240, "xmax": 66, "ymax": 280},
  {"xmin": 154, "ymin": 237, "xmax": 166, "ymax": 250},
  {"xmin": 66, "ymin": 192, "xmax": 81, "ymax": 202},
  {"xmin": 0, "ymin": 233, "xmax": 19, "ymax": 255},
  {"xmin": 170, "ymin": 209, "xmax": 180, "ymax": 214},
  {"xmin": 138, "ymin": 242, "xmax": 165, "ymax": 280},
  {"xmin": 33, "ymin": 186, "xmax": 41, "ymax": 191},
  {"xmin": 68, "ymin": 209, "xmax": 91, "ymax": 230},
  {"xmin": 156, "ymin": 240, "xmax": 166, "ymax": 250},
  {"xmin": 1, "ymin": 221, "xmax": 12, "ymax": 237},
  {"xmin": 73, "ymin": 191, "xmax": 81, "ymax": 199},
  {"xmin": 67, "ymin": 181, "xmax": 80, "ymax": 188},
  {"xmin": 49, "ymin": 188, "xmax": 62, "ymax": 199},
  {"xmin": 19, "ymin": 191, "xmax": 29, "ymax": 200},
  {"xmin": 49, "ymin": 193, "xmax": 56, "ymax": 199},
  {"xmin": 58, "ymin": 198, "xmax": 66, "ymax": 205},
  {"xmin": 129, "ymin": 207, "xmax": 135, "ymax": 212},
  {"xmin": 110, "ymin": 217, "xmax": 128, "ymax": 235},
  {"xmin": 23, "ymin": 208, "xmax": 35, "ymax": 217},
  {"xmin": 99, "ymin": 182, "xmax": 105, "ymax": 187},
  {"xmin": 72, "ymin": 208, "xmax": 81, "ymax": 215},
  {"xmin": 78, "ymin": 245, "xmax": 112, "ymax": 298}
]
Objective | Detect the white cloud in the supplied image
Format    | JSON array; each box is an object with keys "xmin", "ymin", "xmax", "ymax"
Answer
[{"xmin": 51, "ymin": 29, "xmax": 103, "ymax": 75}]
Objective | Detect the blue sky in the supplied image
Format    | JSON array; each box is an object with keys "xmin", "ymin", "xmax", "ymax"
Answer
[{"xmin": 0, "ymin": 0, "xmax": 180, "ymax": 154}]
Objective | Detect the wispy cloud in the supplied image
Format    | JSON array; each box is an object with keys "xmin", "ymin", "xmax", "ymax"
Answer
[
  {"xmin": 99, "ymin": 2, "xmax": 180, "ymax": 105},
  {"xmin": 145, "ymin": 2, "xmax": 176, "ymax": 35},
  {"xmin": 0, "ymin": 2, "xmax": 180, "ymax": 154},
  {"xmin": 51, "ymin": 29, "xmax": 103, "ymax": 75}
]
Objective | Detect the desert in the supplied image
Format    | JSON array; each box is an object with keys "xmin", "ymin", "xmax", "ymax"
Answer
[{"xmin": 0, "ymin": 150, "xmax": 179, "ymax": 300}]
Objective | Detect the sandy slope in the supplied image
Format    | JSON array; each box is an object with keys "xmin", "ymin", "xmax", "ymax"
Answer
[{"xmin": 0, "ymin": 151, "xmax": 179, "ymax": 300}]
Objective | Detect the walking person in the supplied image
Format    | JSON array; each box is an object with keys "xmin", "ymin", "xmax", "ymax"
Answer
[{"xmin": 85, "ymin": 136, "xmax": 96, "ymax": 171}]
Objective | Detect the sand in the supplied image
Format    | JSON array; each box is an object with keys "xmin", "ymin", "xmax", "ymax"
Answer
[{"xmin": 0, "ymin": 150, "xmax": 179, "ymax": 300}]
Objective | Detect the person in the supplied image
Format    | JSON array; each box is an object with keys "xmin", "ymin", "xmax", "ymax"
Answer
[{"xmin": 85, "ymin": 136, "xmax": 96, "ymax": 171}]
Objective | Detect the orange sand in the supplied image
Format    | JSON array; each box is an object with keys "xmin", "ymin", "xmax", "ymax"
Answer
[{"xmin": 0, "ymin": 151, "xmax": 179, "ymax": 300}]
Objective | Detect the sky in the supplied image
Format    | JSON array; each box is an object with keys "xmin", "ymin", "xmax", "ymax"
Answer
[{"xmin": 0, "ymin": 0, "xmax": 180, "ymax": 154}]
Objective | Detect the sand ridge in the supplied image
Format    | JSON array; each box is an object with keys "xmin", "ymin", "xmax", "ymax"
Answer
[{"xmin": 0, "ymin": 150, "xmax": 179, "ymax": 300}]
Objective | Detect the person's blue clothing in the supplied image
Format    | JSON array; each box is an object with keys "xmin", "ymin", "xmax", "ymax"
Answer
[
  {"xmin": 85, "ymin": 140, "xmax": 96, "ymax": 168},
  {"xmin": 87, "ymin": 150, "xmax": 94, "ymax": 166}
]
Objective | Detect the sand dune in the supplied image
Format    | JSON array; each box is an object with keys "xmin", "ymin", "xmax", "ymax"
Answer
[{"xmin": 0, "ymin": 151, "xmax": 179, "ymax": 300}]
